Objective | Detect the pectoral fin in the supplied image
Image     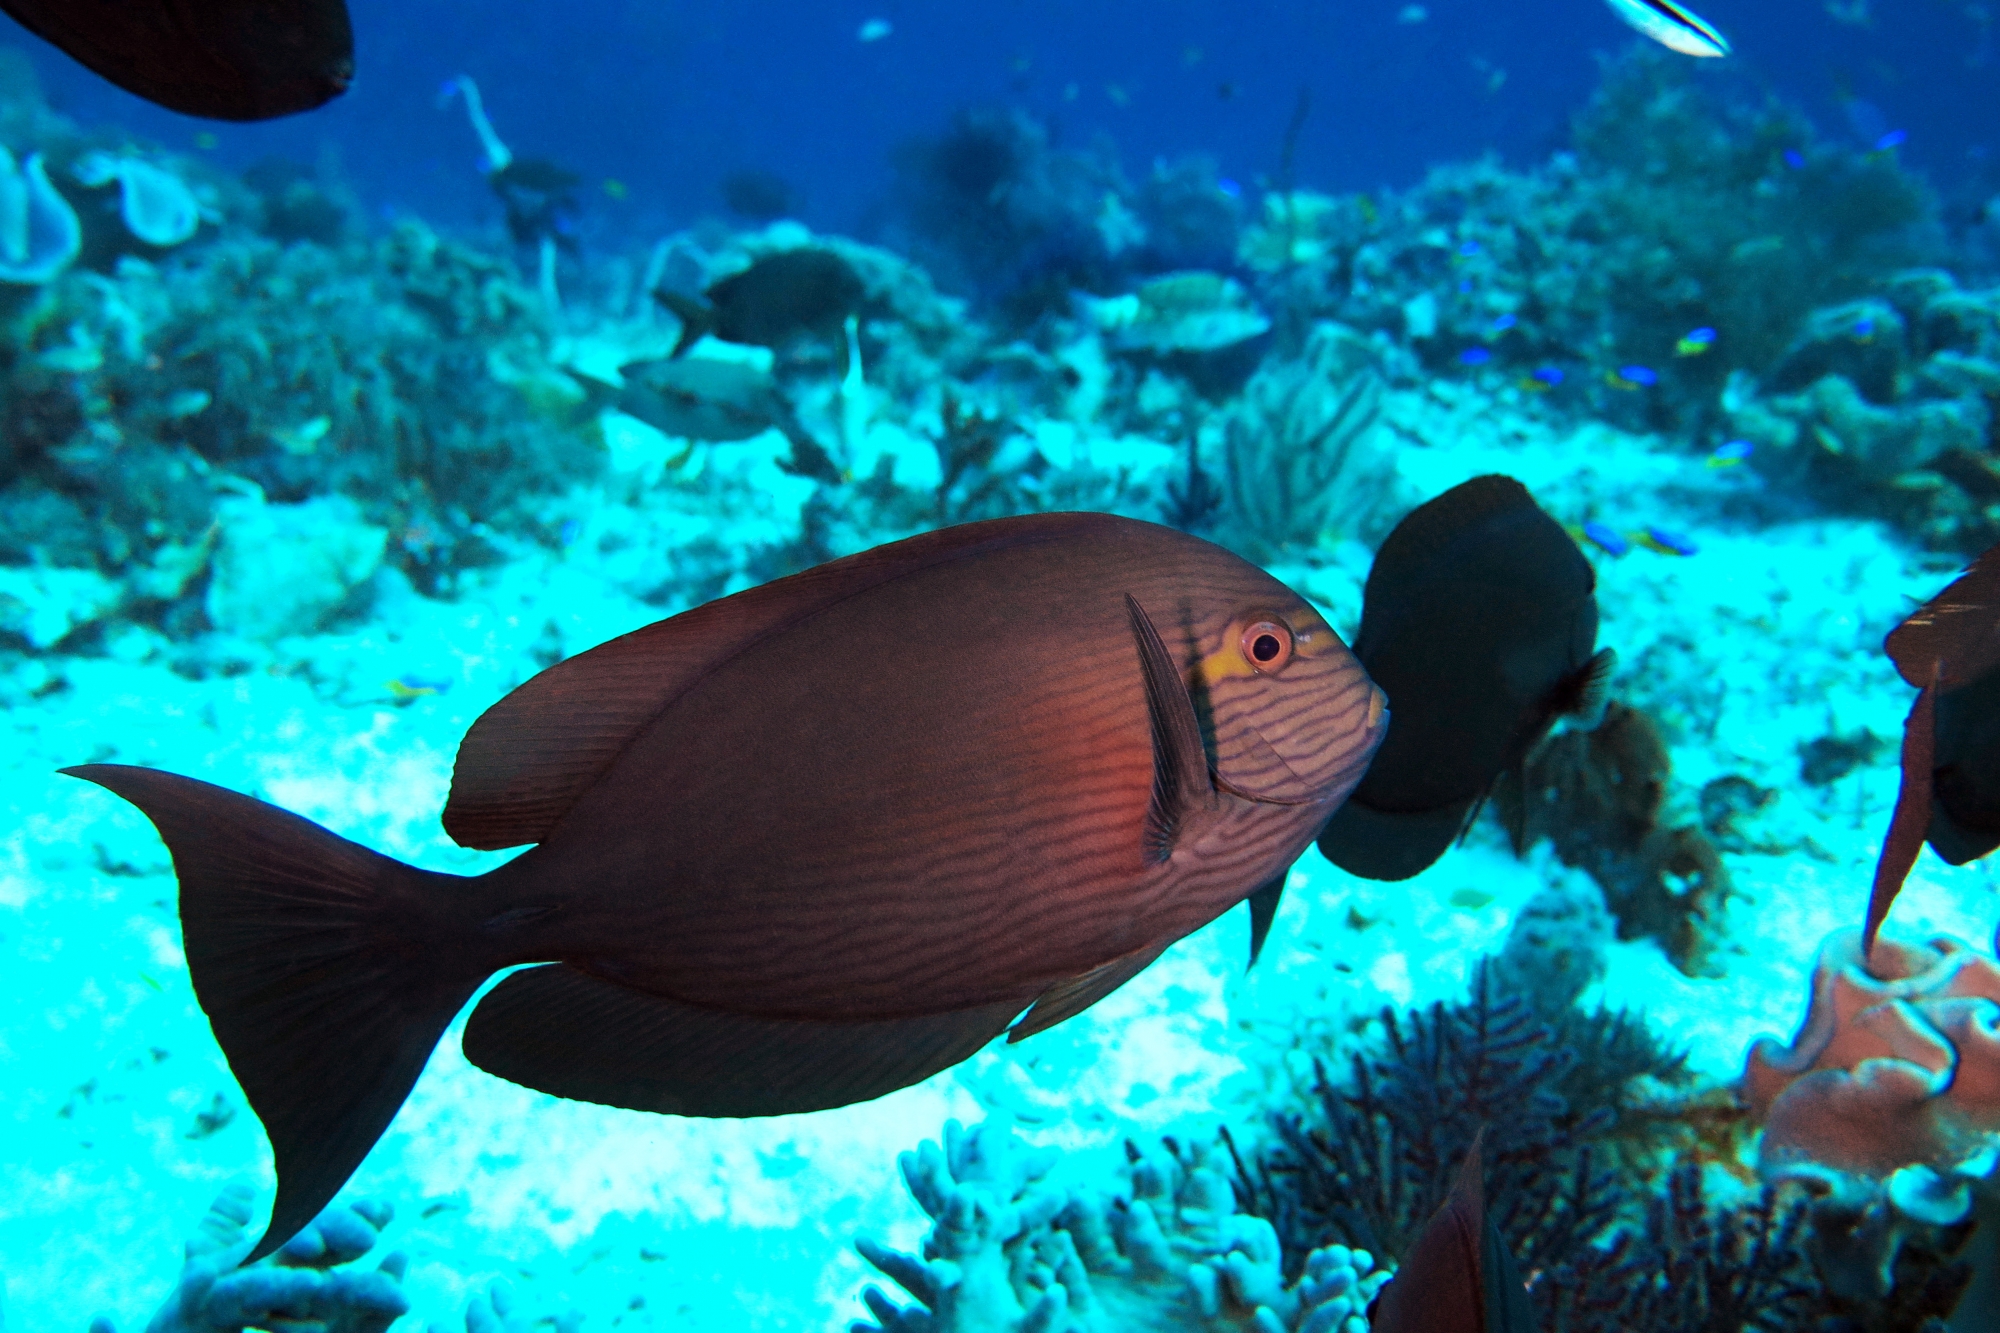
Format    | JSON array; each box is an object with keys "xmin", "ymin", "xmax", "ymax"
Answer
[{"xmin": 1127, "ymin": 593, "xmax": 1213, "ymax": 863}]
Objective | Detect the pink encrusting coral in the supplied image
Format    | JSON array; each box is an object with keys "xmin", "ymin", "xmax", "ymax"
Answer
[{"xmin": 1742, "ymin": 926, "xmax": 2000, "ymax": 1177}]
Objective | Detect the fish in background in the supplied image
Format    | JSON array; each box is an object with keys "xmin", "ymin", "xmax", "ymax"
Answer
[
  {"xmin": 1603, "ymin": 0, "xmax": 1732, "ymax": 57},
  {"xmin": 1369, "ymin": 1133, "xmax": 1540, "ymax": 1333},
  {"xmin": 616, "ymin": 355, "xmax": 842, "ymax": 484},
  {"xmin": 1317, "ymin": 475, "xmax": 1614, "ymax": 882},
  {"xmin": 0, "ymin": 0, "xmax": 353, "ymax": 119},
  {"xmin": 65, "ymin": 512, "xmax": 1387, "ymax": 1261},
  {"xmin": 1866, "ymin": 540, "xmax": 2000, "ymax": 951},
  {"xmin": 655, "ymin": 249, "xmax": 866, "ymax": 359}
]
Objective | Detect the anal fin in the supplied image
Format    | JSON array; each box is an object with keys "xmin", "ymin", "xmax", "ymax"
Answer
[
  {"xmin": 463, "ymin": 964, "xmax": 1018, "ymax": 1117},
  {"xmin": 1009, "ymin": 940, "xmax": 1168, "ymax": 1042}
]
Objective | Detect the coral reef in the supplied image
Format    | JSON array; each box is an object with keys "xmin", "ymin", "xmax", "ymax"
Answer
[
  {"xmin": 88, "ymin": 1183, "xmax": 409, "ymax": 1333},
  {"xmin": 1216, "ymin": 322, "xmax": 1400, "ymax": 561},
  {"xmin": 853, "ymin": 1120, "xmax": 1389, "ymax": 1332},
  {"xmin": 1494, "ymin": 701, "xmax": 1731, "ymax": 977},
  {"xmin": 1230, "ymin": 962, "xmax": 1682, "ymax": 1290}
]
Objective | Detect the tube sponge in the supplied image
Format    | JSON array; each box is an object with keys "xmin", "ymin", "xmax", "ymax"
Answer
[{"xmin": 0, "ymin": 146, "xmax": 79, "ymax": 283}]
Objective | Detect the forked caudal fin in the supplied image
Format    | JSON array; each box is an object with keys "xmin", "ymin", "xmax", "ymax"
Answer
[{"xmin": 62, "ymin": 764, "xmax": 492, "ymax": 1262}]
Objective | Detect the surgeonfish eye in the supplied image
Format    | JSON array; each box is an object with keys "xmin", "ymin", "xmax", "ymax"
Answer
[{"xmin": 1241, "ymin": 620, "xmax": 1294, "ymax": 673}]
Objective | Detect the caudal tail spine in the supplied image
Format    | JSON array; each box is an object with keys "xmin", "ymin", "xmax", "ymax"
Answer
[{"xmin": 62, "ymin": 763, "xmax": 492, "ymax": 1261}]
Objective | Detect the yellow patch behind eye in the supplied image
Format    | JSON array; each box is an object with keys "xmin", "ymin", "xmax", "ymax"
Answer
[{"xmin": 1196, "ymin": 610, "xmax": 1329, "ymax": 685}]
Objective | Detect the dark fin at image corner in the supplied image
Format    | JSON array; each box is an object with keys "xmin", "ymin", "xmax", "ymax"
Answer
[
  {"xmin": 60, "ymin": 763, "xmax": 488, "ymax": 1262},
  {"xmin": 0, "ymin": 0, "xmax": 354, "ymax": 121}
]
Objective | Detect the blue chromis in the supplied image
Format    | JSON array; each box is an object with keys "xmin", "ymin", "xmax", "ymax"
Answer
[
  {"xmin": 1675, "ymin": 326, "xmax": 1717, "ymax": 356},
  {"xmin": 1607, "ymin": 364, "xmax": 1658, "ymax": 389},
  {"xmin": 1641, "ymin": 526, "xmax": 1699, "ymax": 556},
  {"xmin": 1582, "ymin": 521, "xmax": 1630, "ymax": 557},
  {"xmin": 1708, "ymin": 439, "xmax": 1754, "ymax": 467},
  {"xmin": 1459, "ymin": 346, "xmax": 1493, "ymax": 367},
  {"xmin": 1603, "ymin": 0, "xmax": 1731, "ymax": 57},
  {"xmin": 1521, "ymin": 366, "xmax": 1564, "ymax": 391}
]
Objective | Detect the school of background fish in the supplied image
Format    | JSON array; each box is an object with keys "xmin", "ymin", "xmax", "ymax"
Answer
[{"xmin": 3, "ymin": 0, "xmax": 2000, "ymax": 1328}]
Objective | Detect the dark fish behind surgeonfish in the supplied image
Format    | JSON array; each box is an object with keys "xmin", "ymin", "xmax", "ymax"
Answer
[
  {"xmin": 655, "ymin": 248, "xmax": 866, "ymax": 359},
  {"xmin": 1317, "ymin": 475, "xmax": 1613, "ymax": 882},
  {"xmin": 65, "ymin": 512, "xmax": 1386, "ymax": 1262},
  {"xmin": 617, "ymin": 356, "xmax": 841, "ymax": 484},
  {"xmin": 1867, "ymin": 540, "xmax": 2000, "ymax": 951},
  {"xmin": 0, "ymin": 0, "xmax": 353, "ymax": 120},
  {"xmin": 1368, "ymin": 1132, "xmax": 1540, "ymax": 1333}
]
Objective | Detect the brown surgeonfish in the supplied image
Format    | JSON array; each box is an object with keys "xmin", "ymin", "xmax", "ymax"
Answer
[
  {"xmin": 65, "ymin": 512, "xmax": 1386, "ymax": 1261},
  {"xmin": 1315, "ymin": 475, "xmax": 1612, "ymax": 884},
  {"xmin": 1368, "ymin": 1133, "xmax": 1540, "ymax": 1333},
  {"xmin": 0, "ymin": 0, "xmax": 353, "ymax": 120}
]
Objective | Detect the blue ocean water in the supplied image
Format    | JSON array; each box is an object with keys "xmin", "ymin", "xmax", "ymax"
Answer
[{"xmin": 3, "ymin": 0, "xmax": 2000, "ymax": 1330}]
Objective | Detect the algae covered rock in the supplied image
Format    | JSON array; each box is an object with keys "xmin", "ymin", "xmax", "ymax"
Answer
[
  {"xmin": 0, "ymin": 562, "xmax": 121, "ymax": 648},
  {"xmin": 204, "ymin": 494, "xmax": 386, "ymax": 640}
]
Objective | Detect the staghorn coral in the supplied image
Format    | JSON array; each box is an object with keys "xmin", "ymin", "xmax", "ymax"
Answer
[
  {"xmin": 853, "ymin": 1120, "xmax": 1389, "ymax": 1333},
  {"xmin": 88, "ymin": 1183, "xmax": 409, "ymax": 1333}
]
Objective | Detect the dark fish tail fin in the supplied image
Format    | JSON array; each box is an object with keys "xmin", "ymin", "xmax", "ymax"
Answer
[
  {"xmin": 653, "ymin": 289, "xmax": 714, "ymax": 357},
  {"xmin": 62, "ymin": 764, "xmax": 490, "ymax": 1262}
]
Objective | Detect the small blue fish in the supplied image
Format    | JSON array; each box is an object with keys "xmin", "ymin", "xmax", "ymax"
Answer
[
  {"xmin": 1458, "ymin": 240, "xmax": 1481, "ymax": 257},
  {"xmin": 1603, "ymin": 0, "xmax": 1730, "ymax": 56},
  {"xmin": 1783, "ymin": 148, "xmax": 1807, "ymax": 170},
  {"xmin": 1850, "ymin": 318, "xmax": 1877, "ymax": 343},
  {"xmin": 1459, "ymin": 347, "xmax": 1493, "ymax": 366},
  {"xmin": 1490, "ymin": 313, "xmax": 1517, "ymax": 332},
  {"xmin": 1642, "ymin": 526, "xmax": 1699, "ymax": 556},
  {"xmin": 1608, "ymin": 364, "xmax": 1658, "ymax": 389},
  {"xmin": 1217, "ymin": 178, "xmax": 1242, "ymax": 199},
  {"xmin": 559, "ymin": 518, "xmax": 583, "ymax": 545},
  {"xmin": 1531, "ymin": 366, "xmax": 1564, "ymax": 387},
  {"xmin": 1874, "ymin": 130, "xmax": 1907, "ymax": 152},
  {"xmin": 1707, "ymin": 439, "xmax": 1754, "ymax": 467},
  {"xmin": 1675, "ymin": 326, "xmax": 1716, "ymax": 356},
  {"xmin": 1582, "ymin": 522, "xmax": 1630, "ymax": 557}
]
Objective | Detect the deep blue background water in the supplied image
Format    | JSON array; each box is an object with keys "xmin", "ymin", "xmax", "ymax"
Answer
[{"xmin": 5, "ymin": 0, "xmax": 1993, "ymax": 253}]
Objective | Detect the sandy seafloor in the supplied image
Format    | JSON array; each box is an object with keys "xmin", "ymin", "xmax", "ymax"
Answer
[{"xmin": 4, "ymin": 373, "xmax": 1997, "ymax": 1332}]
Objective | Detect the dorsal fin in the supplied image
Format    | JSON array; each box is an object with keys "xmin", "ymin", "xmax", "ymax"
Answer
[
  {"xmin": 1126, "ymin": 593, "xmax": 1213, "ymax": 863},
  {"xmin": 443, "ymin": 515, "xmax": 1105, "ymax": 850}
]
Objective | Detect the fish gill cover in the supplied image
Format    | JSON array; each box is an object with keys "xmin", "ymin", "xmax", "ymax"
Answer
[{"xmin": 0, "ymin": 3, "xmax": 1998, "ymax": 1331}]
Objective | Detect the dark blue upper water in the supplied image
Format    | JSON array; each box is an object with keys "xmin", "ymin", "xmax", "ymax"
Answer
[{"xmin": 7, "ymin": 0, "xmax": 1994, "ymax": 250}]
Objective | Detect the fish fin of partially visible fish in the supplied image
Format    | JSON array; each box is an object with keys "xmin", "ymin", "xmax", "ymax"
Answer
[
  {"xmin": 1126, "ymin": 593, "xmax": 1214, "ymax": 863},
  {"xmin": 1245, "ymin": 872, "xmax": 1287, "ymax": 968},
  {"xmin": 653, "ymin": 288, "xmax": 715, "ymax": 357},
  {"xmin": 1568, "ymin": 647, "xmax": 1618, "ymax": 728},
  {"xmin": 446, "ymin": 518, "xmax": 1096, "ymax": 850},
  {"xmin": 1866, "ymin": 669, "xmax": 1939, "ymax": 959},
  {"xmin": 1885, "ymin": 543, "xmax": 2000, "ymax": 691},
  {"xmin": 60, "ymin": 763, "xmax": 489, "ymax": 1262},
  {"xmin": 0, "ymin": 0, "xmax": 354, "ymax": 121},
  {"xmin": 463, "ymin": 964, "xmax": 1019, "ymax": 1115},
  {"xmin": 1009, "ymin": 939, "xmax": 1170, "ymax": 1041},
  {"xmin": 1317, "ymin": 796, "xmax": 1478, "ymax": 882}
]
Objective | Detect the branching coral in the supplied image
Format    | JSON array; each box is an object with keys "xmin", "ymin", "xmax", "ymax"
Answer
[
  {"xmin": 853, "ymin": 1120, "xmax": 1389, "ymax": 1333},
  {"xmin": 88, "ymin": 1183, "xmax": 409, "ymax": 1333},
  {"xmin": 1231, "ymin": 962, "xmax": 1684, "ymax": 1296}
]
